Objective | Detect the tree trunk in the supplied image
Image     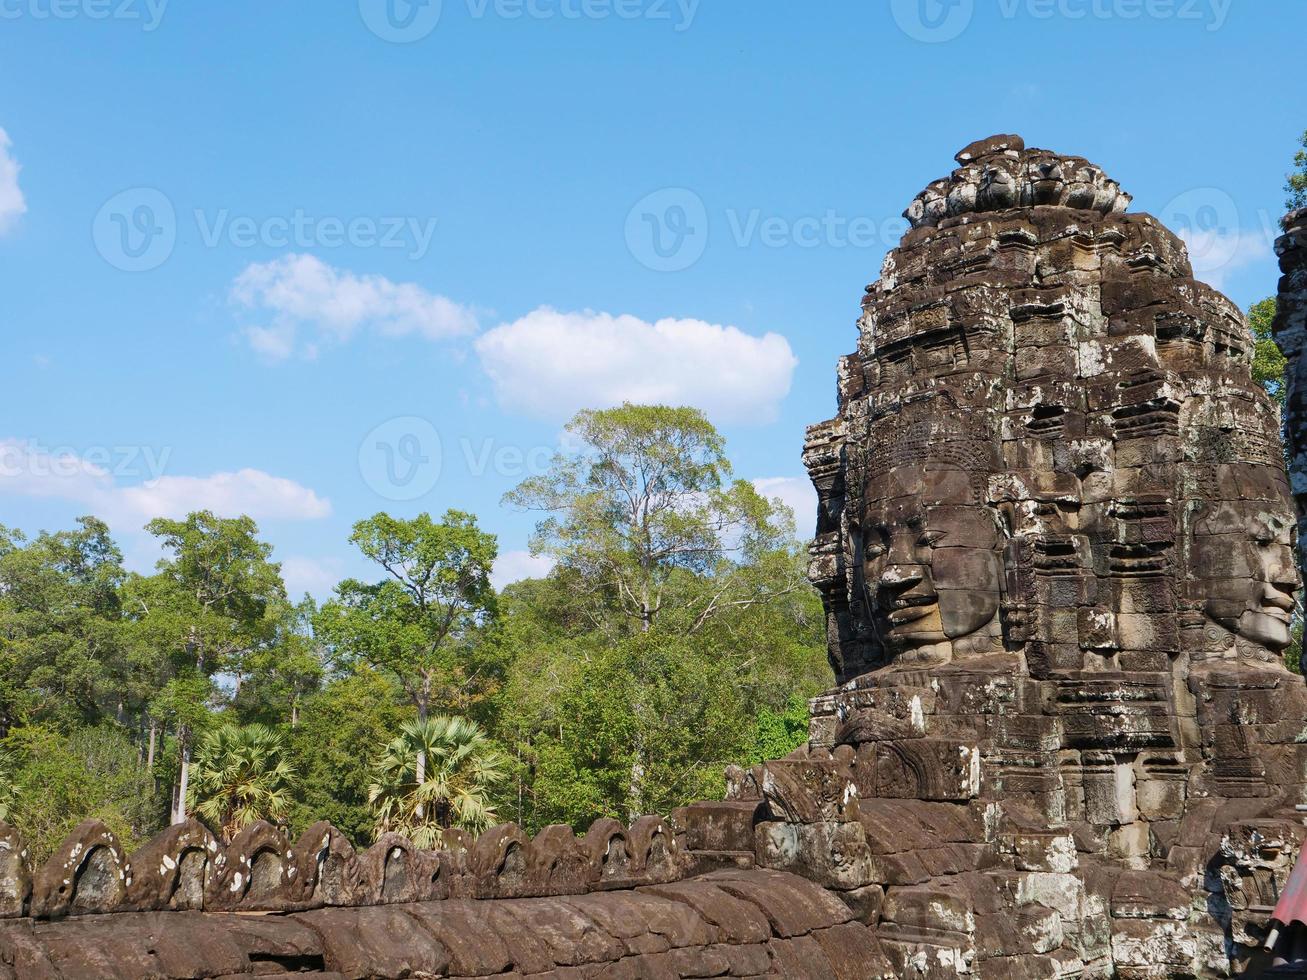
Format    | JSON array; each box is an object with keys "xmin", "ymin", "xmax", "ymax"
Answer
[
  {"xmin": 628, "ymin": 743, "xmax": 645, "ymax": 822},
  {"xmin": 147, "ymin": 723, "xmax": 157, "ymax": 770},
  {"xmin": 173, "ymin": 726, "xmax": 191, "ymax": 824},
  {"xmin": 415, "ymin": 689, "xmax": 429, "ymax": 817}
]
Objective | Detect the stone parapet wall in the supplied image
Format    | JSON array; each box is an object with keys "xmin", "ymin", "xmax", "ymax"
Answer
[
  {"xmin": 0, "ymin": 813, "xmax": 688, "ymax": 921},
  {"xmin": 0, "ymin": 868, "xmax": 892, "ymax": 979}
]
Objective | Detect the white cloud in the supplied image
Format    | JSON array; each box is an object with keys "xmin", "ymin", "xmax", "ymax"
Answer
[
  {"xmin": 117, "ymin": 470, "xmax": 331, "ymax": 523},
  {"xmin": 281, "ymin": 555, "xmax": 345, "ymax": 599},
  {"xmin": 232, "ymin": 254, "xmax": 478, "ymax": 360},
  {"xmin": 492, "ymin": 549, "xmax": 553, "ymax": 591},
  {"xmin": 0, "ymin": 128, "xmax": 25, "ymax": 235},
  {"xmin": 0, "ymin": 438, "xmax": 330, "ymax": 527},
  {"xmin": 753, "ymin": 476, "xmax": 817, "ymax": 538},
  {"xmin": 1178, "ymin": 228, "xmax": 1272, "ymax": 290},
  {"xmin": 474, "ymin": 308, "xmax": 797, "ymax": 425}
]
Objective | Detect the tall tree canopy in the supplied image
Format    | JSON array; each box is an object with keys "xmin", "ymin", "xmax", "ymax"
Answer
[
  {"xmin": 504, "ymin": 404, "xmax": 804, "ymax": 637},
  {"xmin": 499, "ymin": 405, "xmax": 826, "ymax": 821},
  {"xmin": 129, "ymin": 511, "xmax": 286, "ymax": 823},
  {"xmin": 0, "ymin": 517, "xmax": 127, "ymax": 733},
  {"xmin": 317, "ymin": 511, "xmax": 499, "ymax": 721},
  {"xmin": 1288, "ymin": 129, "xmax": 1307, "ymax": 212},
  {"xmin": 1249, "ymin": 297, "xmax": 1288, "ymax": 406}
]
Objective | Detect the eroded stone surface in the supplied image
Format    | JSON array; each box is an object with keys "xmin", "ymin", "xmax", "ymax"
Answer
[{"xmin": 787, "ymin": 136, "xmax": 1307, "ymax": 977}]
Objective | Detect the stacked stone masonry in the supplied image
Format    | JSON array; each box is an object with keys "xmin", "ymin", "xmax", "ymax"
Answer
[
  {"xmin": 4, "ymin": 137, "xmax": 1307, "ymax": 978},
  {"xmin": 793, "ymin": 135, "xmax": 1307, "ymax": 978}
]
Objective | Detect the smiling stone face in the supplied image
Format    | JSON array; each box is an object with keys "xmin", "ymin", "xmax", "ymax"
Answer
[
  {"xmin": 1188, "ymin": 498, "xmax": 1300, "ymax": 654},
  {"xmin": 854, "ymin": 406, "xmax": 1006, "ymax": 668},
  {"xmin": 860, "ymin": 489, "xmax": 1004, "ymax": 665}
]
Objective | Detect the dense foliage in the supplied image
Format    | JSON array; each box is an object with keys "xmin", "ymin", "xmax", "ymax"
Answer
[
  {"xmin": 0, "ymin": 405, "xmax": 828, "ymax": 858},
  {"xmin": 1289, "ymin": 129, "xmax": 1307, "ymax": 212}
]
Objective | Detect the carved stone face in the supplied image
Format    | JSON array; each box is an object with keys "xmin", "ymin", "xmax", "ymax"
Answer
[
  {"xmin": 1190, "ymin": 500, "xmax": 1299, "ymax": 652},
  {"xmin": 860, "ymin": 469, "xmax": 1004, "ymax": 664}
]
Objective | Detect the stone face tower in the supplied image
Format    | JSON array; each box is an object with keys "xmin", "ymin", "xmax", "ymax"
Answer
[{"xmin": 788, "ymin": 134, "xmax": 1307, "ymax": 975}]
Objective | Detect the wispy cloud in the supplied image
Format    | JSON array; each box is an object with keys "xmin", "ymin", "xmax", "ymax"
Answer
[
  {"xmin": 281, "ymin": 555, "xmax": 346, "ymax": 599},
  {"xmin": 0, "ymin": 128, "xmax": 27, "ymax": 235},
  {"xmin": 232, "ymin": 253, "xmax": 478, "ymax": 360},
  {"xmin": 752, "ymin": 476, "xmax": 817, "ymax": 538},
  {"xmin": 491, "ymin": 549, "xmax": 554, "ymax": 591},
  {"xmin": 475, "ymin": 308, "xmax": 797, "ymax": 425},
  {"xmin": 1179, "ymin": 227, "xmax": 1273, "ymax": 291},
  {"xmin": 0, "ymin": 438, "xmax": 330, "ymax": 527}
]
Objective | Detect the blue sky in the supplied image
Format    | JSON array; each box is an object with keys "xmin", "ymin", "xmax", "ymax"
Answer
[{"xmin": 0, "ymin": 0, "xmax": 1302, "ymax": 597}]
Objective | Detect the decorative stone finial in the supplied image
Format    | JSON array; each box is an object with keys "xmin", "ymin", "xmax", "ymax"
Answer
[
  {"xmin": 954, "ymin": 133, "xmax": 1025, "ymax": 163},
  {"xmin": 906, "ymin": 137, "xmax": 1131, "ymax": 228}
]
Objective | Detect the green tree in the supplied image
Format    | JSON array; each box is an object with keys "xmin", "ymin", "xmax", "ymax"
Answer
[
  {"xmin": 502, "ymin": 405, "xmax": 821, "ymax": 817},
  {"xmin": 286, "ymin": 669, "xmax": 412, "ymax": 844},
  {"xmin": 368, "ymin": 715, "xmax": 506, "ymax": 848},
  {"xmin": 0, "ymin": 746, "xmax": 15, "ymax": 822},
  {"xmin": 130, "ymin": 512, "xmax": 286, "ymax": 823},
  {"xmin": 1288, "ymin": 129, "xmax": 1307, "ymax": 212},
  {"xmin": 746, "ymin": 694, "xmax": 813, "ymax": 766},
  {"xmin": 1, "ymin": 724, "xmax": 162, "ymax": 862},
  {"xmin": 232, "ymin": 597, "xmax": 326, "ymax": 728},
  {"xmin": 503, "ymin": 631, "xmax": 755, "ymax": 827},
  {"xmin": 1249, "ymin": 298, "xmax": 1288, "ymax": 405},
  {"xmin": 0, "ymin": 517, "xmax": 128, "ymax": 734},
  {"xmin": 188, "ymin": 723, "xmax": 296, "ymax": 842},
  {"xmin": 504, "ymin": 404, "xmax": 802, "ymax": 636},
  {"xmin": 317, "ymin": 511, "xmax": 498, "ymax": 792}
]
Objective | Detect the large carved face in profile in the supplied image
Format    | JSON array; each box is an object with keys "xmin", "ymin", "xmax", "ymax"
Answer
[
  {"xmin": 1190, "ymin": 498, "xmax": 1299, "ymax": 652},
  {"xmin": 859, "ymin": 463, "xmax": 1005, "ymax": 665}
]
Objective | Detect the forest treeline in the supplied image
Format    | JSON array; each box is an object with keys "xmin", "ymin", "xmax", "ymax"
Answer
[{"xmin": 0, "ymin": 405, "xmax": 830, "ymax": 860}]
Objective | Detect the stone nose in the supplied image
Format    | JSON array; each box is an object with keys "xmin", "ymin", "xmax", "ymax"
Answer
[
  {"xmin": 879, "ymin": 563, "xmax": 925, "ymax": 591},
  {"xmin": 1261, "ymin": 579, "xmax": 1298, "ymax": 612}
]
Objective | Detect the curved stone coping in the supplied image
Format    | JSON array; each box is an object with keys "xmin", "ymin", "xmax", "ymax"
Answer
[
  {"xmin": 904, "ymin": 134, "xmax": 1131, "ymax": 229},
  {"xmin": 0, "ymin": 868, "xmax": 891, "ymax": 980},
  {"xmin": 0, "ymin": 813, "xmax": 685, "ymax": 920}
]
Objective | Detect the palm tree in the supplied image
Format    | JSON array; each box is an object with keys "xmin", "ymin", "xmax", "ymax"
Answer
[
  {"xmin": 368, "ymin": 715, "xmax": 506, "ymax": 849},
  {"xmin": 187, "ymin": 723, "xmax": 296, "ymax": 842}
]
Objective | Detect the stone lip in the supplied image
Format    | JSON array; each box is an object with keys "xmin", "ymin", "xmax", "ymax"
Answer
[{"xmin": 905, "ymin": 134, "xmax": 1131, "ymax": 228}]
